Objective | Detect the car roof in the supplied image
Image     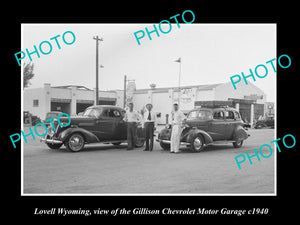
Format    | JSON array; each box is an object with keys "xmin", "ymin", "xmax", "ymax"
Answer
[
  {"xmin": 192, "ymin": 107, "xmax": 238, "ymax": 112},
  {"xmin": 87, "ymin": 105, "xmax": 124, "ymax": 110}
]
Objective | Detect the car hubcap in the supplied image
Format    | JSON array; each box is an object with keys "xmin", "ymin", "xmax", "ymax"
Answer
[
  {"xmin": 69, "ymin": 135, "xmax": 83, "ymax": 151},
  {"xmin": 194, "ymin": 137, "xmax": 202, "ymax": 150}
]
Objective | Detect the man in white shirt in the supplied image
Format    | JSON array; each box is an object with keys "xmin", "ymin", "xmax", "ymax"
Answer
[
  {"xmin": 124, "ymin": 102, "xmax": 141, "ymax": 150},
  {"xmin": 143, "ymin": 103, "xmax": 157, "ymax": 151},
  {"xmin": 170, "ymin": 103, "xmax": 186, "ymax": 153}
]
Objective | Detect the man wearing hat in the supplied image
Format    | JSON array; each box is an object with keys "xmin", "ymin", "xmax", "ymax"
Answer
[
  {"xmin": 142, "ymin": 103, "xmax": 157, "ymax": 151},
  {"xmin": 170, "ymin": 103, "xmax": 186, "ymax": 153}
]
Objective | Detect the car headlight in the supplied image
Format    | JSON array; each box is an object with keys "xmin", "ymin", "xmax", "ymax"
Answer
[{"xmin": 48, "ymin": 126, "xmax": 55, "ymax": 135}]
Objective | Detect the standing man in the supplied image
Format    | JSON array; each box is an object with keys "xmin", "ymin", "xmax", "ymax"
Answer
[
  {"xmin": 170, "ymin": 103, "xmax": 186, "ymax": 154},
  {"xmin": 124, "ymin": 102, "xmax": 141, "ymax": 150},
  {"xmin": 143, "ymin": 103, "xmax": 157, "ymax": 151}
]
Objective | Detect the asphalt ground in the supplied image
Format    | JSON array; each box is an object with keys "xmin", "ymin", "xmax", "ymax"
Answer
[{"xmin": 22, "ymin": 127, "xmax": 275, "ymax": 194}]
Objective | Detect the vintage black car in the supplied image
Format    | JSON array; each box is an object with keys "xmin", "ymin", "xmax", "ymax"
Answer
[
  {"xmin": 157, "ymin": 107, "xmax": 249, "ymax": 152},
  {"xmin": 41, "ymin": 105, "xmax": 145, "ymax": 152},
  {"xmin": 254, "ymin": 117, "xmax": 274, "ymax": 129}
]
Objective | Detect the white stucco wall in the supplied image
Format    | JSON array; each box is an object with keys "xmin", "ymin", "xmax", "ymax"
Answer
[
  {"xmin": 50, "ymin": 87, "xmax": 72, "ymax": 99},
  {"xmin": 152, "ymin": 91, "xmax": 172, "ymax": 124},
  {"xmin": 23, "ymin": 88, "xmax": 47, "ymax": 119},
  {"xmin": 195, "ymin": 89, "xmax": 215, "ymax": 101},
  {"xmin": 114, "ymin": 90, "xmax": 124, "ymax": 107},
  {"xmin": 132, "ymin": 92, "xmax": 149, "ymax": 112},
  {"xmin": 214, "ymin": 81, "xmax": 266, "ymax": 103},
  {"xmin": 76, "ymin": 89, "xmax": 94, "ymax": 100}
]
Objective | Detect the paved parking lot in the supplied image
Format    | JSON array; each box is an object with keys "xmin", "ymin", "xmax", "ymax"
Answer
[{"xmin": 23, "ymin": 127, "xmax": 275, "ymax": 194}]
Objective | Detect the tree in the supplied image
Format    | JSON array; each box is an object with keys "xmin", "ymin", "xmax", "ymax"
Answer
[{"xmin": 23, "ymin": 62, "xmax": 35, "ymax": 88}]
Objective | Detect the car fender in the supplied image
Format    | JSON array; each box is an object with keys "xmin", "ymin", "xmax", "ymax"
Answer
[
  {"xmin": 58, "ymin": 127, "xmax": 100, "ymax": 143},
  {"xmin": 232, "ymin": 125, "xmax": 249, "ymax": 141},
  {"xmin": 158, "ymin": 127, "xmax": 172, "ymax": 140},
  {"xmin": 185, "ymin": 128, "xmax": 213, "ymax": 145}
]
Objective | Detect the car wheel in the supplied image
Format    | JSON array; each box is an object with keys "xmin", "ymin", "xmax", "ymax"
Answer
[
  {"xmin": 113, "ymin": 142, "xmax": 122, "ymax": 146},
  {"xmin": 190, "ymin": 134, "xmax": 204, "ymax": 152},
  {"xmin": 160, "ymin": 142, "xmax": 170, "ymax": 150},
  {"xmin": 65, "ymin": 133, "xmax": 85, "ymax": 152},
  {"xmin": 135, "ymin": 138, "xmax": 145, "ymax": 148},
  {"xmin": 233, "ymin": 140, "xmax": 243, "ymax": 148},
  {"xmin": 46, "ymin": 143, "xmax": 63, "ymax": 149}
]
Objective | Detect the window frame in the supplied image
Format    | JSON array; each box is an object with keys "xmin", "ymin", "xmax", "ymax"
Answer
[
  {"xmin": 102, "ymin": 109, "xmax": 122, "ymax": 118},
  {"xmin": 224, "ymin": 110, "xmax": 235, "ymax": 120},
  {"xmin": 213, "ymin": 110, "xmax": 225, "ymax": 120},
  {"xmin": 33, "ymin": 99, "xmax": 39, "ymax": 107},
  {"xmin": 234, "ymin": 111, "xmax": 241, "ymax": 120}
]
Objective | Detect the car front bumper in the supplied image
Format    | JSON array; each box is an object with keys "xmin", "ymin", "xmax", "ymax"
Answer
[
  {"xmin": 40, "ymin": 137, "xmax": 63, "ymax": 144},
  {"xmin": 156, "ymin": 139, "xmax": 190, "ymax": 145}
]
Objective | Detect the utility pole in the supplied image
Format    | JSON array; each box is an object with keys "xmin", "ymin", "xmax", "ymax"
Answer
[
  {"xmin": 123, "ymin": 75, "xmax": 135, "ymax": 108},
  {"xmin": 93, "ymin": 36, "xmax": 103, "ymax": 105},
  {"xmin": 123, "ymin": 75, "xmax": 127, "ymax": 108},
  {"xmin": 174, "ymin": 57, "xmax": 181, "ymax": 106}
]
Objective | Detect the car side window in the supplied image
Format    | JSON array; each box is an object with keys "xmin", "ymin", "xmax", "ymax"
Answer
[
  {"xmin": 224, "ymin": 111, "xmax": 235, "ymax": 120},
  {"xmin": 198, "ymin": 110, "xmax": 213, "ymax": 120},
  {"xmin": 187, "ymin": 111, "xmax": 198, "ymax": 120},
  {"xmin": 213, "ymin": 111, "xmax": 224, "ymax": 120},
  {"xmin": 112, "ymin": 110, "xmax": 121, "ymax": 117},
  {"xmin": 121, "ymin": 110, "xmax": 126, "ymax": 117},
  {"xmin": 234, "ymin": 111, "xmax": 241, "ymax": 120},
  {"xmin": 103, "ymin": 109, "xmax": 121, "ymax": 118}
]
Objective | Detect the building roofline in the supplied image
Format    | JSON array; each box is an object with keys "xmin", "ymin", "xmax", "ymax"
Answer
[
  {"xmin": 134, "ymin": 83, "xmax": 223, "ymax": 93},
  {"xmin": 52, "ymin": 85, "xmax": 92, "ymax": 90}
]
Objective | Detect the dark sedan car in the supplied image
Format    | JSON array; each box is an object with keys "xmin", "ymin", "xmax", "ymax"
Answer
[
  {"xmin": 41, "ymin": 105, "xmax": 145, "ymax": 152},
  {"xmin": 157, "ymin": 107, "xmax": 249, "ymax": 152},
  {"xmin": 254, "ymin": 117, "xmax": 274, "ymax": 129}
]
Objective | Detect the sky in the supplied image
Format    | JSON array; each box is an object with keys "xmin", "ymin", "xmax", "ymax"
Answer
[{"xmin": 22, "ymin": 23, "xmax": 276, "ymax": 101}]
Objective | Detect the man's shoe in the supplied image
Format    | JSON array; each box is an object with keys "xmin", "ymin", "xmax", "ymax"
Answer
[
  {"xmin": 127, "ymin": 148, "xmax": 134, "ymax": 151},
  {"xmin": 143, "ymin": 149, "xmax": 149, "ymax": 151}
]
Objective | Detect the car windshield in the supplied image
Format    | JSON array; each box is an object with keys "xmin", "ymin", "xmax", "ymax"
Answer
[
  {"xmin": 187, "ymin": 110, "xmax": 212, "ymax": 120},
  {"xmin": 83, "ymin": 108, "xmax": 102, "ymax": 118},
  {"xmin": 46, "ymin": 113, "xmax": 59, "ymax": 120}
]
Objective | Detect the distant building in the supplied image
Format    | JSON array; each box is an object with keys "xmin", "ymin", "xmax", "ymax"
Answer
[
  {"xmin": 133, "ymin": 81, "xmax": 269, "ymax": 126},
  {"xmin": 24, "ymin": 81, "xmax": 273, "ymax": 127},
  {"xmin": 23, "ymin": 83, "xmax": 124, "ymax": 120}
]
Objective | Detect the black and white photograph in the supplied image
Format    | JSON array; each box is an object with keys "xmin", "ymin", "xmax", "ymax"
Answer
[
  {"xmin": 21, "ymin": 23, "xmax": 276, "ymax": 195},
  {"xmin": 4, "ymin": 4, "xmax": 298, "ymax": 222}
]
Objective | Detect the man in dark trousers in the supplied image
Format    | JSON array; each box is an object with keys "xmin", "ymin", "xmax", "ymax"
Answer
[
  {"xmin": 124, "ymin": 102, "xmax": 141, "ymax": 150},
  {"xmin": 142, "ymin": 103, "xmax": 157, "ymax": 151}
]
